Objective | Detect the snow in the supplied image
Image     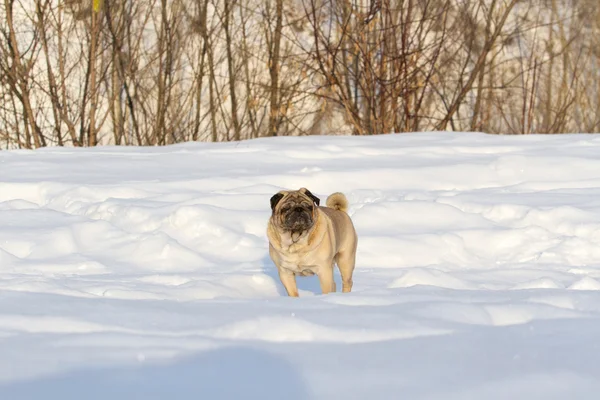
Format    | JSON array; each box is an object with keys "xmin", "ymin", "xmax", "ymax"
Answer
[{"xmin": 1, "ymin": 131, "xmax": 600, "ymax": 399}]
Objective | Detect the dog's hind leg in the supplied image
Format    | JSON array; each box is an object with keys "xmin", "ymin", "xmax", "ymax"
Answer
[{"xmin": 336, "ymin": 251, "xmax": 355, "ymax": 293}]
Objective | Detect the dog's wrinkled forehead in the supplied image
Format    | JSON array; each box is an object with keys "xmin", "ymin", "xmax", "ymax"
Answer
[
  {"xmin": 270, "ymin": 188, "xmax": 320, "ymax": 211},
  {"xmin": 286, "ymin": 192, "xmax": 311, "ymax": 204}
]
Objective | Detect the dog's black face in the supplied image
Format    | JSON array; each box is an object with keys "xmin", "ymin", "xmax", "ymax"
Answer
[
  {"xmin": 281, "ymin": 199, "xmax": 314, "ymax": 232},
  {"xmin": 270, "ymin": 188, "xmax": 320, "ymax": 233}
]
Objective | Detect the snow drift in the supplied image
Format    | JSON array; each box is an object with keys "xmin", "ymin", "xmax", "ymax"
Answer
[{"xmin": 1, "ymin": 132, "xmax": 600, "ymax": 399}]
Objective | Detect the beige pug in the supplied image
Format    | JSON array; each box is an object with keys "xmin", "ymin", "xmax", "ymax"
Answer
[{"xmin": 267, "ymin": 187, "xmax": 358, "ymax": 297}]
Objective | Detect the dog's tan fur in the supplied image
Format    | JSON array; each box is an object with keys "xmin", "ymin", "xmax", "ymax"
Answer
[{"xmin": 267, "ymin": 188, "xmax": 358, "ymax": 297}]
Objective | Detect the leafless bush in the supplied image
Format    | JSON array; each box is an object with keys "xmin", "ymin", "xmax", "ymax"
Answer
[{"xmin": 0, "ymin": 0, "xmax": 598, "ymax": 148}]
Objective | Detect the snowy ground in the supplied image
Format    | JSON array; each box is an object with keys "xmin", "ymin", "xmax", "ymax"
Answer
[{"xmin": 1, "ymin": 132, "xmax": 600, "ymax": 399}]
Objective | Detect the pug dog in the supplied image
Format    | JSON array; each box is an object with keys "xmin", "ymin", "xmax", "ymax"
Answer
[{"xmin": 267, "ymin": 187, "xmax": 358, "ymax": 297}]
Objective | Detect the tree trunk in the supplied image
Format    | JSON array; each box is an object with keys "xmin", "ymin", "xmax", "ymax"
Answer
[
  {"xmin": 268, "ymin": 0, "xmax": 283, "ymax": 137},
  {"xmin": 224, "ymin": 0, "xmax": 241, "ymax": 140}
]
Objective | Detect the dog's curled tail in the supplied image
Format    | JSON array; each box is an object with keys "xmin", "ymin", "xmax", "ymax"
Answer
[{"xmin": 326, "ymin": 192, "xmax": 349, "ymax": 213}]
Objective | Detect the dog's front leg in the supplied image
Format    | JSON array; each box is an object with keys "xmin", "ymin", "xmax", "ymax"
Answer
[
  {"xmin": 317, "ymin": 264, "xmax": 336, "ymax": 294},
  {"xmin": 278, "ymin": 268, "xmax": 299, "ymax": 297}
]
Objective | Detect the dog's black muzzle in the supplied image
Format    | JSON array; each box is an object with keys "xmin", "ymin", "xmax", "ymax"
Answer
[{"xmin": 283, "ymin": 206, "xmax": 313, "ymax": 231}]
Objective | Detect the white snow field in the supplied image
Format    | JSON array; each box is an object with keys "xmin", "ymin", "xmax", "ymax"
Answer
[{"xmin": 2, "ymin": 132, "xmax": 600, "ymax": 399}]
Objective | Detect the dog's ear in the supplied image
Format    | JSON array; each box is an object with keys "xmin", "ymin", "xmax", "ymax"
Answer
[
  {"xmin": 270, "ymin": 193, "xmax": 285, "ymax": 211},
  {"xmin": 302, "ymin": 189, "xmax": 320, "ymax": 206}
]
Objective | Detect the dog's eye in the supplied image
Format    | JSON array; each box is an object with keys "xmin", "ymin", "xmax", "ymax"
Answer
[{"xmin": 281, "ymin": 206, "xmax": 290, "ymax": 212}]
